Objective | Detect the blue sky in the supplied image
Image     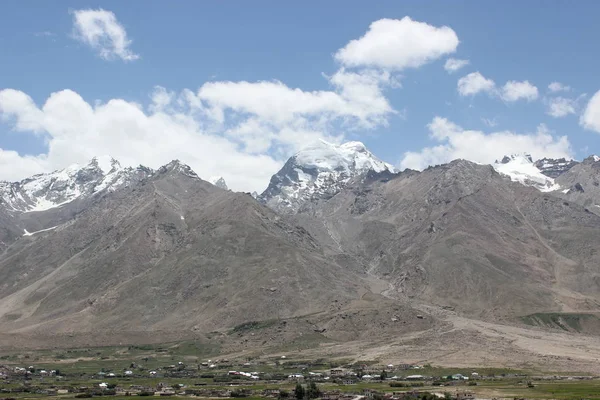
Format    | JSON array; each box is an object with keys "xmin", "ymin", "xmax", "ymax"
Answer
[{"xmin": 1, "ymin": 1, "xmax": 600, "ymax": 191}]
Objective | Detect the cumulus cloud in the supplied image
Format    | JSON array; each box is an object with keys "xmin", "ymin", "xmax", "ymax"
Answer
[
  {"xmin": 197, "ymin": 72, "xmax": 394, "ymax": 130},
  {"xmin": 0, "ymin": 89, "xmax": 45, "ymax": 133},
  {"xmin": 71, "ymin": 8, "xmax": 139, "ymax": 61},
  {"xmin": 0, "ymin": 68, "xmax": 399, "ymax": 191},
  {"xmin": 457, "ymin": 72, "xmax": 496, "ymax": 96},
  {"xmin": 444, "ymin": 58, "xmax": 469, "ymax": 73},
  {"xmin": 2, "ymin": 16, "xmax": 465, "ymax": 190},
  {"xmin": 0, "ymin": 88, "xmax": 283, "ymax": 191},
  {"xmin": 548, "ymin": 82, "xmax": 571, "ymax": 93},
  {"xmin": 501, "ymin": 80, "xmax": 539, "ymax": 102},
  {"xmin": 581, "ymin": 90, "xmax": 600, "ymax": 133},
  {"xmin": 400, "ymin": 117, "xmax": 572, "ymax": 170},
  {"xmin": 335, "ymin": 17, "xmax": 459, "ymax": 70},
  {"xmin": 0, "ymin": 149, "xmax": 48, "ymax": 180},
  {"xmin": 457, "ymin": 74, "xmax": 539, "ymax": 103},
  {"xmin": 193, "ymin": 68, "xmax": 396, "ymax": 155},
  {"xmin": 546, "ymin": 97, "xmax": 577, "ymax": 118}
]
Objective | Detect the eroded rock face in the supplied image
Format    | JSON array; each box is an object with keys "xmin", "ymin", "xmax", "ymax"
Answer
[
  {"xmin": 534, "ymin": 157, "xmax": 579, "ymax": 178},
  {"xmin": 290, "ymin": 158, "xmax": 600, "ymax": 320},
  {"xmin": 554, "ymin": 156, "xmax": 600, "ymax": 211},
  {"xmin": 3, "ymin": 145, "xmax": 600, "ymax": 350},
  {"xmin": 0, "ymin": 159, "xmax": 366, "ymax": 335}
]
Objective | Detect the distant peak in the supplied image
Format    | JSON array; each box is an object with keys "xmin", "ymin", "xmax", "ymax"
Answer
[
  {"xmin": 159, "ymin": 160, "xmax": 199, "ymax": 178},
  {"xmin": 260, "ymin": 139, "xmax": 396, "ymax": 213},
  {"xmin": 583, "ymin": 155, "xmax": 600, "ymax": 163},
  {"xmin": 164, "ymin": 159, "xmax": 184, "ymax": 168},
  {"xmin": 209, "ymin": 176, "xmax": 228, "ymax": 190},
  {"xmin": 497, "ymin": 153, "xmax": 533, "ymax": 164},
  {"xmin": 293, "ymin": 139, "xmax": 395, "ymax": 173}
]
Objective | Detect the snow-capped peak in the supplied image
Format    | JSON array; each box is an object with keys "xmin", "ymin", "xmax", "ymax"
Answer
[
  {"xmin": 0, "ymin": 157, "xmax": 151, "ymax": 213},
  {"xmin": 260, "ymin": 140, "xmax": 396, "ymax": 213},
  {"xmin": 158, "ymin": 160, "xmax": 199, "ymax": 179},
  {"xmin": 493, "ymin": 153, "xmax": 560, "ymax": 192},
  {"xmin": 209, "ymin": 176, "xmax": 228, "ymax": 190},
  {"xmin": 294, "ymin": 139, "xmax": 396, "ymax": 174},
  {"xmin": 498, "ymin": 153, "xmax": 533, "ymax": 165}
]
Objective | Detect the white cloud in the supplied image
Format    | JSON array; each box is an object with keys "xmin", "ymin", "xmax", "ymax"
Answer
[
  {"xmin": 0, "ymin": 88, "xmax": 282, "ymax": 192},
  {"xmin": 335, "ymin": 17, "xmax": 459, "ymax": 70},
  {"xmin": 197, "ymin": 73, "xmax": 393, "ymax": 130},
  {"xmin": 0, "ymin": 149, "xmax": 48, "ymax": 180},
  {"xmin": 501, "ymin": 80, "xmax": 539, "ymax": 102},
  {"xmin": 444, "ymin": 58, "xmax": 469, "ymax": 73},
  {"xmin": 1, "ymin": 16, "xmax": 463, "ymax": 191},
  {"xmin": 548, "ymin": 82, "xmax": 571, "ymax": 93},
  {"xmin": 0, "ymin": 89, "xmax": 45, "ymax": 133},
  {"xmin": 546, "ymin": 97, "xmax": 577, "ymax": 118},
  {"xmin": 193, "ymin": 69, "xmax": 396, "ymax": 155},
  {"xmin": 71, "ymin": 8, "xmax": 139, "ymax": 61},
  {"xmin": 457, "ymin": 72, "xmax": 496, "ymax": 96},
  {"xmin": 458, "ymin": 74, "xmax": 539, "ymax": 103},
  {"xmin": 581, "ymin": 90, "xmax": 600, "ymax": 133},
  {"xmin": 0, "ymin": 67, "xmax": 399, "ymax": 192},
  {"xmin": 149, "ymin": 86, "xmax": 176, "ymax": 113},
  {"xmin": 400, "ymin": 117, "xmax": 572, "ymax": 170},
  {"xmin": 327, "ymin": 68, "xmax": 399, "ymax": 126}
]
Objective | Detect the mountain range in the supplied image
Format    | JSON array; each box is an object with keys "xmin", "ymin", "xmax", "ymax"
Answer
[{"xmin": 2, "ymin": 142, "xmax": 600, "ymax": 370}]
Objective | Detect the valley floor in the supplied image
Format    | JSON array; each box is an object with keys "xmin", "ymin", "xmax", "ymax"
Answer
[
  {"xmin": 2, "ymin": 344, "xmax": 600, "ymax": 400},
  {"xmin": 3, "ymin": 306, "xmax": 600, "ymax": 375}
]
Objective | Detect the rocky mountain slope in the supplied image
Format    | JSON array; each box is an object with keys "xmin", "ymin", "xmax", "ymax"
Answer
[
  {"xmin": 491, "ymin": 153, "xmax": 600, "ymax": 214},
  {"xmin": 554, "ymin": 156, "xmax": 600, "ymax": 208},
  {"xmin": 292, "ymin": 160, "xmax": 600, "ymax": 319},
  {"xmin": 0, "ymin": 157, "xmax": 153, "ymax": 251},
  {"xmin": 0, "ymin": 160, "xmax": 373, "ymax": 335},
  {"xmin": 2, "ymin": 143, "xmax": 600, "ymax": 360},
  {"xmin": 0, "ymin": 158, "xmax": 238, "ymax": 251}
]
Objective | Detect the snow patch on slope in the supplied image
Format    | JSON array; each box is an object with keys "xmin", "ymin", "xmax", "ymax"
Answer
[
  {"xmin": 494, "ymin": 154, "xmax": 560, "ymax": 192},
  {"xmin": 23, "ymin": 226, "xmax": 58, "ymax": 236}
]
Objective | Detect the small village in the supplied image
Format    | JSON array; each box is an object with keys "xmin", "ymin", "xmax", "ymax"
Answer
[{"xmin": 2, "ymin": 356, "xmax": 598, "ymax": 400}]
